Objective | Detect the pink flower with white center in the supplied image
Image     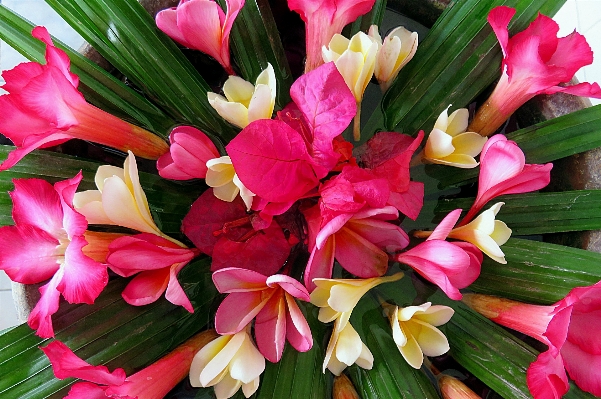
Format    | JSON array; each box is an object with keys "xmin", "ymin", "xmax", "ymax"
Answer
[
  {"xmin": 469, "ymin": 6, "xmax": 601, "ymax": 136},
  {"xmin": 303, "ymin": 204, "xmax": 409, "ymax": 291},
  {"xmin": 460, "ymin": 134, "xmax": 552, "ymax": 225},
  {"xmin": 403, "ymin": 209, "xmax": 483, "ymax": 300},
  {"xmin": 212, "ymin": 267, "xmax": 313, "ymax": 363},
  {"xmin": 0, "ymin": 27, "xmax": 168, "ymax": 172},
  {"xmin": 156, "ymin": 0, "xmax": 244, "ymax": 75},
  {"xmin": 464, "ymin": 282, "xmax": 601, "ymax": 399},
  {"xmin": 0, "ymin": 174, "xmax": 114, "ymax": 338},
  {"xmin": 107, "ymin": 233, "xmax": 199, "ymax": 313},
  {"xmin": 41, "ymin": 331, "xmax": 218, "ymax": 399},
  {"xmin": 287, "ymin": 0, "xmax": 376, "ymax": 72},
  {"xmin": 156, "ymin": 126, "xmax": 220, "ymax": 180}
]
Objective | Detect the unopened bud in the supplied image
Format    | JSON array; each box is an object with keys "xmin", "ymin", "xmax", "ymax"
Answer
[
  {"xmin": 439, "ymin": 375, "xmax": 481, "ymax": 399},
  {"xmin": 333, "ymin": 374, "xmax": 360, "ymax": 399}
]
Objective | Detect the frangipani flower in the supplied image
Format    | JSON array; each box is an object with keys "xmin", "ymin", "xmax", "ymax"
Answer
[
  {"xmin": 156, "ymin": 0, "xmax": 244, "ymax": 75},
  {"xmin": 323, "ymin": 316, "xmax": 374, "ymax": 375},
  {"xmin": 41, "ymin": 331, "xmax": 218, "ymax": 398},
  {"xmin": 469, "ymin": 6, "xmax": 601, "ymax": 136},
  {"xmin": 212, "ymin": 267, "xmax": 313, "ymax": 362},
  {"xmin": 288, "ymin": 0, "xmax": 376, "ymax": 72},
  {"xmin": 461, "ymin": 134, "xmax": 552, "ymax": 224},
  {"xmin": 208, "ymin": 63, "xmax": 276, "ymax": 129},
  {"xmin": 107, "ymin": 233, "xmax": 199, "ymax": 312},
  {"xmin": 0, "ymin": 27, "xmax": 168, "ymax": 171},
  {"xmin": 423, "ymin": 107, "xmax": 488, "ymax": 169},
  {"xmin": 0, "ymin": 174, "xmax": 116, "ymax": 338},
  {"xmin": 384, "ymin": 302, "xmax": 454, "ymax": 369},
  {"xmin": 323, "ymin": 32, "xmax": 378, "ymax": 140},
  {"xmin": 157, "ymin": 125, "xmax": 220, "ymax": 180},
  {"xmin": 464, "ymin": 283, "xmax": 601, "ymax": 399},
  {"xmin": 368, "ymin": 25, "xmax": 418, "ymax": 92},
  {"xmin": 206, "ymin": 156, "xmax": 255, "ymax": 210},
  {"xmin": 448, "ymin": 202, "xmax": 511, "ymax": 264},
  {"xmin": 189, "ymin": 328, "xmax": 265, "ymax": 399}
]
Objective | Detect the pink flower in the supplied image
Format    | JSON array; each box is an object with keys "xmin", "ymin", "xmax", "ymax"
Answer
[
  {"xmin": 0, "ymin": 27, "xmax": 169, "ymax": 171},
  {"xmin": 469, "ymin": 6, "xmax": 601, "ymax": 136},
  {"xmin": 460, "ymin": 135, "xmax": 552, "ymax": 225},
  {"xmin": 156, "ymin": 126, "xmax": 220, "ymax": 180},
  {"xmin": 303, "ymin": 204, "xmax": 409, "ymax": 291},
  {"xmin": 106, "ymin": 233, "xmax": 199, "ymax": 313},
  {"xmin": 156, "ymin": 0, "xmax": 244, "ymax": 75},
  {"xmin": 212, "ymin": 267, "xmax": 313, "ymax": 362},
  {"xmin": 41, "ymin": 331, "xmax": 218, "ymax": 399},
  {"xmin": 463, "ymin": 282, "xmax": 601, "ymax": 398},
  {"xmin": 0, "ymin": 174, "xmax": 113, "ymax": 338},
  {"xmin": 287, "ymin": 0, "xmax": 376, "ymax": 72},
  {"xmin": 400, "ymin": 209, "xmax": 483, "ymax": 300}
]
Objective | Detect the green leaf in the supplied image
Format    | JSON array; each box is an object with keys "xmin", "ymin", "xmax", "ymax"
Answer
[
  {"xmin": 378, "ymin": 0, "xmax": 566, "ymax": 135},
  {"xmin": 343, "ymin": 0, "xmax": 388, "ymax": 37},
  {"xmin": 44, "ymin": 0, "xmax": 236, "ymax": 142},
  {"xmin": 222, "ymin": 0, "xmax": 293, "ymax": 109},
  {"xmin": 0, "ymin": 5, "xmax": 175, "ymax": 135},
  {"xmin": 0, "ymin": 258, "xmax": 216, "ymax": 397},
  {"xmin": 471, "ymin": 238, "xmax": 601, "ymax": 304},
  {"xmin": 430, "ymin": 190, "xmax": 601, "ymax": 235}
]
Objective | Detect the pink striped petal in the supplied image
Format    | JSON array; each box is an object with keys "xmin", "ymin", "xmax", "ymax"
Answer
[
  {"xmin": 285, "ymin": 293, "xmax": 313, "ymax": 352},
  {"xmin": 28, "ymin": 273, "xmax": 62, "ymax": 338},
  {"xmin": 334, "ymin": 227, "xmax": 388, "ymax": 278},
  {"xmin": 215, "ymin": 291, "xmax": 271, "ymax": 334},
  {"xmin": 304, "ymin": 235, "xmax": 336, "ymax": 291},
  {"xmin": 255, "ymin": 291, "xmax": 287, "ymax": 362},
  {"xmin": 266, "ymin": 274, "xmax": 310, "ymax": 301},
  {"xmin": 526, "ymin": 350, "xmax": 569, "ymax": 399},
  {"xmin": 165, "ymin": 263, "xmax": 194, "ymax": 313},
  {"xmin": 54, "ymin": 172, "xmax": 88, "ymax": 238},
  {"xmin": 428, "ymin": 209, "xmax": 461, "ymax": 241},
  {"xmin": 212, "ymin": 267, "xmax": 268, "ymax": 293},
  {"xmin": 177, "ymin": 1, "xmax": 226, "ymax": 66},
  {"xmin": 121, "ymin": 268, "xmax": 170, "ymax": 306},
  {"xmin": 487, "ymin": 6, "xmax": 515, "ymax": 58},
  {"xmin": 10, "ymin": 178, "xmax": 63, "ymax": 238}
]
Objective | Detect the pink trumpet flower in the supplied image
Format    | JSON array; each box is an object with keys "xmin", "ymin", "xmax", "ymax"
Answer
[
  {"xmin": 0, "ymin": 174, "xmax": 119, "ymax": 338},
  {"xmin": 0, "ymin": 27, "xmax": 169, "ymax": 171},
  {"xmin": 156, "ymin": 126, "xmax": 220, "ymax": 180},
  {"xmin": 464, "ymin": 282, "xmax": 601, "ymax": 399},
  {"xmin": 469, "ymin": 6, "xmax": 601, "ymax": 136},
  {"xmin": 288, "ymin": 0, "xmax": 376, "ymax": 72},
  {"xmin": 460, "ymin": 135, "xmax": 552, "ymax": 225},
  {"xmin": 106, "ymin": 234, "xmax": 199, "ymax": 313},
  {"xmin": 156, "ymin": 0, "xmax": 244, "ymax": 75},
  {"xmin": 41, "ymin": 331, "xmax": 218, "ymax": 399},
  {"xmin": 212, "ymin": 267, "xmax": 313, "ymax": 363}
]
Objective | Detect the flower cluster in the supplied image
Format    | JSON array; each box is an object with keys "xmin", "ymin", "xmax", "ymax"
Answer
[{"xmin": 1, "ymin": 1, "xmax": 601, "ymax": 399}]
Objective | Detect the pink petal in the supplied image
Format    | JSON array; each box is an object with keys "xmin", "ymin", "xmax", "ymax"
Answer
[
  {"xmin": 215, "ymin": 291, "xmax": 270, "ymax": 334},
  {"xmin": 478, "ymin": 137, "xmax": 525, "ymax": 195},
  {"xmin": 121, "ymin": 269, "xmax": 170, "ymax": 306},
  {"xmin": 155, "ymin": 8, "xmax": 193, "ymax": 48},
  {"xmin": 346, "ymin": 217, "xmax": 409, "ymax": 253},
  {"xmin": 487, "ymin": 6, "xmax": 515, "ymax": 58},
  {"xmin": 284, "ymin": 293, "xmax": 313, "ymax": 352},
  {"xmin": 510, "ymin": 12, "xmax": 559, "ymax": 63},
  {"xmin": 543, "ymin": 81, "xmax": 601, "ymax": 98},
  {"xmin": 58, "ymin": 235, "xmax": 108, "ymax": 304},
  {"xmin": 10, "ymin": 178, "xmax": 64, "ymax": 237},
  {"xmin": 562, "ymin": 340, "xmax": 601, "ymax": 396},
  {"xmin": 266, "ymin": 274, "xmax": 310, "ymax": 301},
  {"xmin": 54, "ymin": 172, "xmax": 88, "ymax": 238},
  {"xmin": 165, "ymin": 262, "xmax": 194, "ymax": 313},
  {"xmin": 526, "ymin": 350, "xmax": 569, "ymax": 399},
  {"xmin": 449, "ymin": 242, "xmax": 482, "ymax": 288},
  {"xmin": 428, "ymin": 209, "xmax": 461, "ymax": 241},
  {"xmin": 255, "ymin": 291, "xmax": 287, "ymax": 362},
  {"xmin": 2, "ymin": 61, "xmax": 44, "ymax": 93},
  {"xmin": 157, "ymin": 151, "xmax": 197, "ymax": 180},
  {"xmin": 0, "ymin": 131, "xmax": 72, "ymax": 171},
  {"xmin": 220, "ymin": 0, "xmax": 245, "ymax": 68},
  {"xmin": 177, "ymin": 1, "xmax": 225, "ymax": 64},
  {"xmin": 227, "ymin": 119, "xmax": 319, "ymax": 203},
  {"xmin": 40, "ymin": 340, "xmax": 126, "ymax": 386},
  {"xmin": 387, "ymin": 181, "xmax": 424, "ymax": 220},
  {"xmin": 334, "ymin": 226, "xmax": 389, "ymax": 278},
  {"xmin": 64, "ymin": 382, "xmax": 110, "ymax": 399},
  {"xmin": 0, "ymin": 224, "xmax": 59, "ymax": 283},
  {"xmin": 546, "ymin": 31, "xmax": 592, "ymax": 78},
  {"xmin": 304, "ymin": 235, "xmax": 335, "ymax": 291},
  {"xmin": 212, "ymin": 267, "xmax": 268, "ymax": 293},
  {"xmin": 28, "ymin": 273, "xmax": 62, "ymax": 338},
  {"xmin": 32, "ymin": 27, "xmax": 78, "ymax": 87}
]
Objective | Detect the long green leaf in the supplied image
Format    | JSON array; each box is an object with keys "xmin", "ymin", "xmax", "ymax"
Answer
[
  {"xmin": 0, "ymin": 258, "xmax": 216, "ymax": 398},
  {"xmin": 471, "ymin": 238, "xmax": 601, "ymax": 304},
  {"xmin": 0, "ymin": 5, "xmax": 175, "ymax": 135},
  {"xmin": 44, "ymin": 0, "xmax": 236, "ymax": 142},
  {"xmin": 223, "ymin": 0, "xmax": 293, "ymax": 109},
  {"xmin": 377, "ymin": 0, "xmax": 565, "ymax": 136}
]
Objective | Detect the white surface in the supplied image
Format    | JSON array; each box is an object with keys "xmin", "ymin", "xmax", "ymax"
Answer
[{"xmin": 0, "ymin": 1, "xmax": 601, "ymax": 330}]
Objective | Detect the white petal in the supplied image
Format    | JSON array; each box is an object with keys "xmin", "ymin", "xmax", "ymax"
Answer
[
  {"xmin": 354, "ymin": 342, "xmax": 374, "ymax": 370},
  {"xmin": 398, "ymin": 323, "xmax": 424, "ymax": 369},
  {"xmin": 415, "ymin": 305, "xmax": 454, "ymax": 326},
  {"xmin": 242, "ymin": 377, "xmax": 261, "ymax": 398},
  {"xmin": 446, "ymin": 108, "xmax": 469, "ymax": 135},
  {"xmin": 492, "ymin": 220, "xmax": 512, "ymax": 246},
  {"xmin": 208, "ymin": 93, "xmax": 249, "ymax": 129},
  {"xmin": 214, "ymin": 373, "xmax": 243, "ymax": 399},
  {"xmin": 229, "ymin": 334, "xmax": 265, "ymax": 384},
  {"xmin": 72, "ymin": 190, "xmax": 114, "ymax": 225},
  {"xmin": 223, "ymin": 76, "xmax": 254, "ymax": 105},
  {"xmin": 397, "ymin": 303, "xmax": 431, "ymax": 321},
  {"xmin": 409, "ymin": 319, "xmax": 450, "ymax": 357},
  {"xmin": 335, "ymin": 322, "xmax": 363, "ymax": 366},
  {"xmin": 200, "ymin": 333, "xmax": 245, "ymax": 386},
  {"xmin": 425, "ymin": 129, "xmax": 454, "ymax": 159},
  {"xmin": 190, "ymin": 335, "xmax": 231, "ymax": 387},
  {"xmin": 124, "ymin": 152, "xmax": 157, "ymax": 233}
]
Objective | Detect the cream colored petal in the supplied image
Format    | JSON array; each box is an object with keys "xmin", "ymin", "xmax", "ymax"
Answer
[
  {"xmin": 327, "ymin": 280, "xmax": 378, "ymax": 313},
  {"xmin": 398, "ymin": 323, "xmax": 424, "ymax": 369},
  {"xmin": 355, "ymin": 44, "xmax": 377, "ymax": 101},
  {"xmin": 446, "ymin": 108, "xmax": 469, "ymax": 136},
  {"xmin": 354, "ymin": 343, "xmax": 374, "ymax": 370},
  {"xmin": 335, "ymin": 322, "xmax": 363, "ymax": 366},
  {"xmin": 336, "ymin": 311, "xmax": 352, "ymax": 332},
  {"xmin": 213, "ymin": 181, "xmax": 240, "ymax": 202},
  {"xmin": 190, "ymin": 334, "xmax": 232, "ymax": 387},
  {"xmin": 124, "ymin": 152, "xmax": 157, "ymax": 233},
  {"xmin": 491, "ymin": 220, "xmax": 512, "ymax": 246},
  {"xmin": 327, "ymin": 353, "xmax": 348, "ymax": 376},
  {"xmin": 95, "ymin": 165, "xmax": 124, "ymax": 191},
  {"xmin": 367, "ymin": 25, "xmax": 383, "ymax": 46},
  {"xmin": 434, "ymin": 154, "xmax": 479, "ymax": 168},
  {"xmin": 391, "ymin": 307, "xmax": 408, "ymax": 347},
  {"xmin": 233, "ymin": 174, "xmax": 255, "ymax": 211},
  {"xmin": 376, "ymin": 35, "xmax": 402, "ymax": 82},
  {"xmin": 397, "ymin": 303, "xmax": 432, "ymax": 321},
  {"xmin": 242, "ymin": 377, "xmax": 261, "ymax": 398},
  {"xmin": 72, "ymin": 190, "xmax": 114, "ymax": 225},
  {"xmin": 415, "ymin": 305, "xmax": 454, "ymax": 326},
  {"xmin": 328, "ymin": 34, "xmax": 351, "ymax": 54},
  {"xmin": 214, "ymin": 373, "xmax": 243, "ymax": 399},
  {"xmin": 489, "ymin": 202, "xmax": 504, "ymax": 216},
  {"xmin": 206, "ymin": 156, "xmax": 233, "ymax": 168},
  {"xmin": 391, "ymin": 27, "xmax": 418, "ymax": 70},
  {"xmin": 451, "ymin": 132, "xmax": 488, "ymax": 157},
  {"xmin": 247, "ymin": 84, "xmax": 274, "ymax": 123},
  {"xmin": 318, "ymin": 306, "xmax": 340, "ymax": 324},
  {"xmin": 255, "ymin": 63, "xmax": 276, "ymax": 93},
  {"xmin": 322, "ymin": 46, "xmax": 339, "ymax": 63},
  {"xmin": 408, "ymin": 319, "xmax": 450, "ymax": 357},
  {"xmin": 223, "ymin": 76, "xmax": 254, "ymax": 105},
  {"xmin": 199, "ymin": 332, "xmax": 245, "ymax": 387},
  {"xmin": 323, "ymin": 323, "xmax": 341, "ymax": 373},
  {"xmin": 310, "ymin": 282, "xmax": 335, "ymax": 307},
  {"xmin": 425, "ymin": 129, "xmax": 454, "ymax": 160},
  {"xmin": 206, "ymin": 160, "xmax": 236, "ymax": 187},
  {"xmin": 229, "ymin": 334, "xmax": 265, "ymax": 384},
  {"xmin": 433, "ymin": 106, "xmax": 450, "ymax": 131},
  {"xmin": 335, "ymin": 51, "xmax": 364, "ymax": 100},
  {"xmin": 208, "ymin": 93, "xmax": 250, "ymax": 129},
  {"xmin": 455, "ymin": 229, "xmax": 507, "ymax": 263}
]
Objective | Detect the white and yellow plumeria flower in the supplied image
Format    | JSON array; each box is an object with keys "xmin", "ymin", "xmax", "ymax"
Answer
[
  {"xmin": 206, "ymin": 156, "xmax": 255, "ymax": 210},
  {"xmin": 208, "ymin": 63, "xmax": 276, "ymax": 129},
  {"xmin": 73, "ymin": 151, "xmax": 165, "ymax": 237},
  {"xmin": 323, "ymin": 315, "xmax": 374, "ymax": 375},
  {"xmin": 385, "ymin": 302, "xmax": 454, "ymax": 369},
  {"xmin": 189, "ymin": 328, "xmax": 265, "ymax": 399},
  {"xmin": 368, "ymin": 25, "xmax": 418, "ymax": 92},
  {"xmin": 448, "ymin": 202, "xmax": 512, "ymax": 263},
  {"xmin": 424, "ymin": 106, "xmax": 488, "ymax": 169},
  {"xmin": 311, "ymin": 272, "xmax": 404, "ymax": 329}
]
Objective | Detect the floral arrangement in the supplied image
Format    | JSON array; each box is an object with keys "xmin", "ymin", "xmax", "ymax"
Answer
[{"xmin": 1, "ymin": 0, "xmax": 601, "ymax": 398}]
